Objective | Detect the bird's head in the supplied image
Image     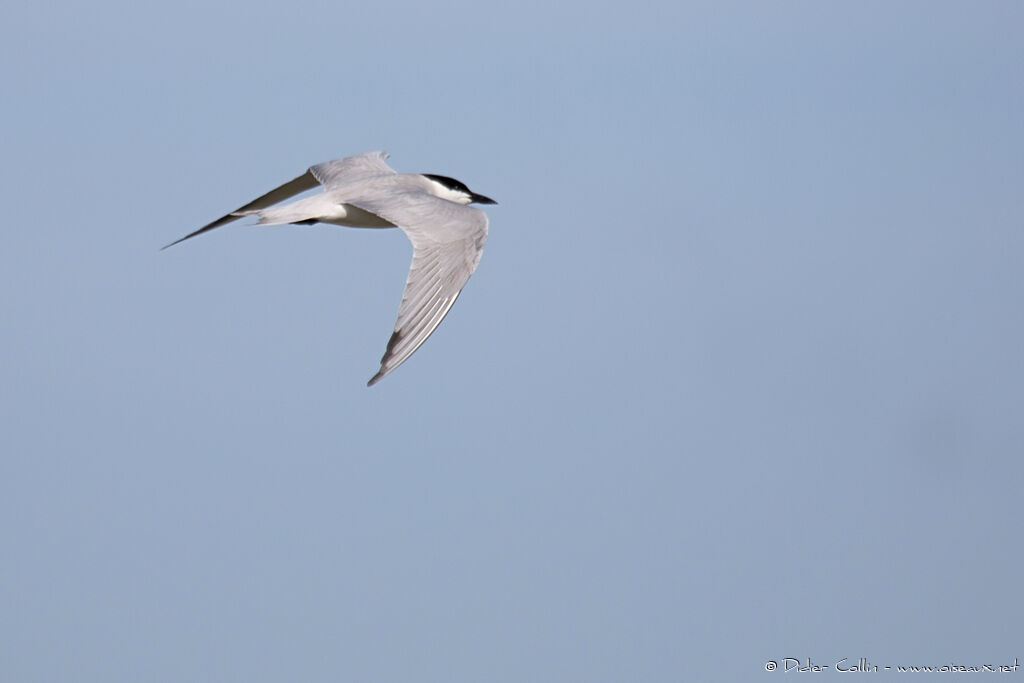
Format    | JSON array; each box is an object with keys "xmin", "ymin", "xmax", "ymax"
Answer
[{"xmin": 423, "ymin": 174, "xmax": 497, "ymax": 206}]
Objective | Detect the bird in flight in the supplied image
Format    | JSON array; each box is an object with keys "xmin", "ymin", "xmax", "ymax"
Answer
[{"xmin": 164, "ymin": 151, "xmax": 496, "ymax": 386}]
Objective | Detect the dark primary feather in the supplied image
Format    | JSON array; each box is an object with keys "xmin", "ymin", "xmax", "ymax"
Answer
[{"xmin": 162, "ymin": 170, "xmax": 319, "ymax": 249}]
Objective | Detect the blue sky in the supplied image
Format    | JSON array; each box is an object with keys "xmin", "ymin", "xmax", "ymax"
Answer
[{"xmin": 2, "ymin": 1, "xmax": 1022, "ymax": 681}]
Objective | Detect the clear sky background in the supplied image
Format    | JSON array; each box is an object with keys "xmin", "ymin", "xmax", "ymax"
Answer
[{"xmin": 2, "ymin": 1, "xmax": 1022, "ymax": 681}]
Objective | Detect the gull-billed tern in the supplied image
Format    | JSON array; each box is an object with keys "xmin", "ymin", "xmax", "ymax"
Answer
[{"xmin": 163, "ymin": 151, "xmax": 496, "ymax": 386}]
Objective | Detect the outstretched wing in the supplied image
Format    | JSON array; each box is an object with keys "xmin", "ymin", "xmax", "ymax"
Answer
[
  {"xmin": 352, "ymin": 193, "xmax": 488, "ymax": 386},
  {"xmin": 163, "ymin": 151, "xmax": 395, "ymax": 249},
  {"xmin": 162, "ymin": 170, "xmax": 319, "ymax": 249}
]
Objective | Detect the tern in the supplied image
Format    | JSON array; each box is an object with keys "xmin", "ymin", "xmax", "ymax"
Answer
[{"xmin": 164, "ymin": 151, "xmax": 496, "ymax": 386}]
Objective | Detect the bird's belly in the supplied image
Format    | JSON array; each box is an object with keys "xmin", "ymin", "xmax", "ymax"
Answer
[{"xmin": 321, "ymin": 204, "xmax": 395, "ymax": 228}]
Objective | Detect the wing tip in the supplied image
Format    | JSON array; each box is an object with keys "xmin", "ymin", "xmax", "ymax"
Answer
[
  {"xmin": 160, "ymin": 233, "xmax": 197, "ymax": 250},
  {"xmin": 366, "ymin": 329, "xmax": 403, "ymax": 387}
]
